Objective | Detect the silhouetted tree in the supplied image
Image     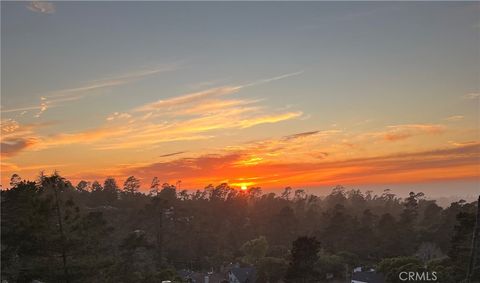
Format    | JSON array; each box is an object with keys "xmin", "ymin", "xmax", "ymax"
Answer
[
  {"xmin": 9, "ymin": 173, "xmax": 22, "ymax": 188},
  {"xmin": 285, "ymin": 236, "xmax": 321, "ymax": 282},
  {"xmin": 76, "ymin": 180, "xmax": 90, "ymax": 192},
  {"xmin": 149, "ymin": 177, "xmax": 161, "ymax": 196},
  {"xmin": 2, "ymin": 173, "xmax": 477, "ymax": 283},
  {"xmin": 100, "ymin": 177, "xmax": 119, "ymax": 204},
  {"xmin": 123, "ymin": 176, "xmax": 140, "ymax": 195}
]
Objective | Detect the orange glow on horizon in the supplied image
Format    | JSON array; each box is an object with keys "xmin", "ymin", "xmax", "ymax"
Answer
[{"xmin": 2, "ymin": 142, "xmax": 478, "ymax": 191}]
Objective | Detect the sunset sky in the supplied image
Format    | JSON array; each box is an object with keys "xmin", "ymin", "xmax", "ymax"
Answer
[{"xmin": 1, "ymin": 2, "xmax": 479, "ymax": 196}]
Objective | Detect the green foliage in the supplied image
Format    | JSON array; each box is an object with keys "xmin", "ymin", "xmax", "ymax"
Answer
[
  {"xmin": 377, "ymin": 256, "xmax": 424, "ymax": 282},
  {"xmin": 285, "ymin": 236, "xmax": 321, "ymax": 282},
  {"xmin": 2, "ymin": 173, "xmax": 478, "ymax": 283},
  {"xmin": 1, "ymin": 174, "xmax": 114, "ymax": 282},
  {"xmin": 427, "ymin": 258, "xmax": 457, "ymax": 283},
  {"xmin": 241, "ymin": 236, "xmax": 268, "ymax": 265},
  {"xmin": 256, "ymin": 257, "xmax": 288, "ymax": 283},
  {"xmin": 448, "ymin": 209, "xmax": 479, "ymax": 282},
  {"xmin": 315, "ymin": 252, "xmax": 344, "ymax": 279}
]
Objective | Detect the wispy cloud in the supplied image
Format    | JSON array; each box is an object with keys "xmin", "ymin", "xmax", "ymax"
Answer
[
  {"xmin": 93, "ymin": 109, "xmax": 301, "ymax": 150},
  {"xmin": 300, "ymin": 6, "xmax": 400, "ymax": 30},
  {"xmin": 159, "ymin": 151, "xmax": 187, "ymax": 158},
  {"xmin": 134, "ymin": 71, "xmax": 302, "ymax": 113},
  {"xmin": 134, "ymin": 86, "xmax": 242, "ymax": 112},
  {"xmin": 239, "ymin": 112, "xmax": 302, "ymax": 128},
  {"xmin": 0, "ymin": 119, "xmax": 55, "ymax": 157},
  {"xmin": 223, "ymin": 129, "xmax": 342, "ymax": 167},
  {"xmin": 106, "ymin": 112, "xmax": 132, "ymax": 121},
  {"xmin": 4, "ymin": 69, "xmax": 293, "ymax": 119},
  {"xmin": 3, "ymin": 64, "xmax": 180, "ymax": 117},
  {"xmin": 1, "ymin": 119, "xmax": 41, "ymax": 157},
  {"xmin": 47, "ymin": 66, "xmax": 176, "ymax": 99},
  {"xmin": 1, "ymin": 138, "xmax": 38, "ymax": 158},
  {"xmin": 242, "ymin": 71, "xmax": 304, "ymax": 87},
  {"xmin": 8, "ymin": 71, "xmax": 304, "ymax": 152},
  {"xmin": 118, "ymin": 142, "xmax": 480, "ymax": 189},
  {"xmin": 26, "ymin": 1, "xmax": 55, "ymax": 14},
  {"xmin": 34, "ymin": 97, "xmax": 48, "ymax": 118},
  {"xmin": 381, "ymin": 124, "xmax": 445, "ymax": 142},
  {"xmin": 464, "ymin": 92, "xmax": 480, "ymax": 99},
  {"xmin": 445, "ymin": 115, "xmax": 464, "ymax": 122},
  {"xmin": 283, "ymin": 131, "xmax": 320, "ymax": 140},
  {"xmin": 84, "ymin": 72, "xmax": 304, "ymax": 149},
  {"xmin": 2, "ymin": 105, "xmax": 44, "ymax": 114}
]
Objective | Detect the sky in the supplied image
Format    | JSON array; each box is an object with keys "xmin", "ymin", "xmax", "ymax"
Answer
[{"xmin": 1, "ymin": 1, "xmax": 479, "ymax": 197}]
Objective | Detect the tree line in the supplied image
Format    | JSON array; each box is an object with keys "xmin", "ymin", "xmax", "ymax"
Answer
[{"xmin": 1, "ymin": 172, "xmax": 478, "ymax": 282}]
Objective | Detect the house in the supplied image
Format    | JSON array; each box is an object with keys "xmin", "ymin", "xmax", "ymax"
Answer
[
  {"xmin": 228, "ymin": 267, "xmax": 256, "ymax": 283},
  {"xmin": 351, "ymin": 267, "xmax": 385, "ymax": 283}
]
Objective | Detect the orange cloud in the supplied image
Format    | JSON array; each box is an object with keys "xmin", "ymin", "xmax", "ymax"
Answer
[
  {"xmin": 115, "ymin": 142, "xmax": 479, "ymax": 190},
  {"xmin": 24, "ymin": 102, "xmax": 300, "ymax": 152},
  {"xmin": 383, "ymin": 124, "xmax": 445, "ymax": 141},
  {"xmin": 133, "ymin": 71, "xmax": 302, "ymax": 114},
  {"xmin": 3, "ymin": 64, "xmax": 180, "ymax": 117},
  {"xmin": 159, "ymin": 151, "xmax": 187, "ymax": 158},
  {"xmin": 2, "ymin": 71, "xmax": 305, "ymax": 154},
  {"xmin": 0, "ymin": 119, "xmax": 56, "ymax": 157},
  {"xmin": 134, "ymin": 86, "xmax": 243, "ymax": 112},
  {"xmin": 1, "ymin": 138, "xmax": 38, "ymax": 158}
]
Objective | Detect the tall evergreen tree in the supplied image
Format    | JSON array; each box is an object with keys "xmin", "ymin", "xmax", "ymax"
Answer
[{"xmin": 285, "ymin": 236, "xmax": 321, "ymax": 282}]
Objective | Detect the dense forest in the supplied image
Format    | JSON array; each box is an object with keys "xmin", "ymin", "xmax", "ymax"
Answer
[{"xmin": 1, "ymin": 172, "xmax": 478, "ymax": 283}]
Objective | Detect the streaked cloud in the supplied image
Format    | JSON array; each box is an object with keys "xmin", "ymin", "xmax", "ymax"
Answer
[
  {"xmin": 284, "ymin": 130, "xmax": 320, "ymax": 140},
  {"xmin": 448, "ymin": 140, "xmax": 479, "ymax": 147},
  {"xmin": 26, "ymin": 1, "xmax": 55, "ymax": 14},
  {"xmin": 1, "ymin": 137, "xmax": 38, "ymax": 157},
  {"xmin": 177, "ymin": 99, "xmax": 261, "ymax": 116},
  {"xmin": 2, "ymin": 105, "xmax": 44, "ymax": 114},
  {"xmin": 382, "ymin": 124, "xmax": 445, "ymax": 141},
  {"xmin": 70, "ymin": 72, "xmax": 304, "ymax": 150},
  {"xmin": 242, "ymin": 71, "xmax": 304, "ymax": 87},
  {"xmin": 92, "ymin": 110, "xmax": 301, "ymax": 150},
  {"xmin": 445, "ymin": 115, "xmax": 464, "ymax": 122},
  {"xmin": 47, "ymin": 66, "xmax": 176, "ymax": 99},
  {"xmin": 0, "ymin": 120, "xmax": 31, "ymax": 157},
  {"xmin": 237, "ymin": 112, "xmax": 302, "ymax": 128},
  {"xmin": 464, "ymin": 92, "xmax": 480, "ymax": 99},
  {"xmin": 1, "ymin": 120, "xmax": 54, "ymax": 157},
  {"xmin": 3, "ymin": 2, "xmax": 478, "ymax": 192},
  {"xmin": 7, "ymin": 73, "xmax": 303, "ymax": 152},
  {"xmin": 134, "ymin": 71, "xmax": 301, "ymax": 113},
  {"xmin": 3, "ymin": 64, "xmax": 180, "ymax": 117},
  {"xmin": 224, "ymin": 129, "xmax": 342, "ymax": 167},
  {"xmin": 106, "ymin": 112, "xmax": 132, "ymax": 121},
  {"xmin": 159, "ymin": 151, "xmax": 187, "ymax": 158},
  {"xmin": 0, "ymin": 161, "xmax": 19, "ymax": 172},
  {"xmin": 134, "ymin": 86, "xmax": 242, "ymax": 113},
  {"xmin": 118, "ymin": 142, "xmax": 480, "ymax": 189}
]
